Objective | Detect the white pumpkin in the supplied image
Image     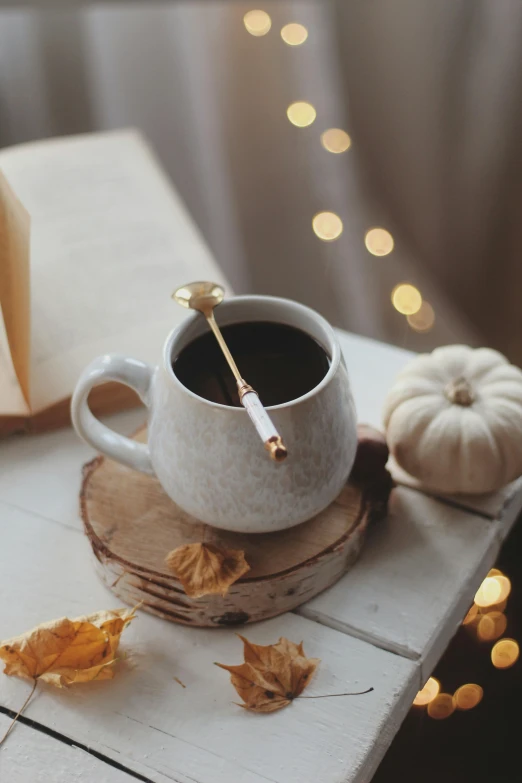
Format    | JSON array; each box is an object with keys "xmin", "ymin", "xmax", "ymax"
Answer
[{"xmin": 383, "ymin": 344, "xmax": 522, "ymax": 494}]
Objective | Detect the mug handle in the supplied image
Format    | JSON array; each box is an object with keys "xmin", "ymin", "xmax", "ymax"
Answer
[{"xmin": 71, "ymin": 354, "xmax": 155, "ymax": 475}]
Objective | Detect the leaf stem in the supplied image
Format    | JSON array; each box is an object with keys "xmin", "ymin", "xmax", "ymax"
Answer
[
  {"xmin": 0, "ymin": 679, "xmax": 37, "ymax": 747},
  {"xmin": 299, "ymin": 686, "xmax": 374, "ymax": 699}
]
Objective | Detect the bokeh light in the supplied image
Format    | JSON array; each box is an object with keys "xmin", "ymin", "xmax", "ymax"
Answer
[
  {"xmin": 427, "ymin": 693, "xmax": 455, "ymax": 720},
  {"xmin": 365, "ymin": 228, "xmax": 394, "ymax": 256},
  {"xmin": 494, "ymin": 575, "xmax": 512, "ymax": 603},
  {"xmin": 491, "ymin": 638, "xmax": 519, "ymax": 669},
  {"xmin": 477, "ymin": 611, "xmax": 507, "ymax": 642},
  {"xmin": 243, "ymin": 9, "xmax": 272, "ymax": 36},
  {"xmin": 321, "ymin": 128, "xmax": 351, "ymax": 154},
  {"xmin": 413, "ymin": 677, "xmax": 440, "ymax": 706},
  {"xmin": 407, "ymin": 301, "xmax": 435, "ymax": 333},
  {"xmin": 287, "ymin": 101, "xmax": 316, "ymax": 127},
  {"xmin": 312, "ymin": 211, "xmax": 343, "ymax": 241},
  {"xmin": 474, "ymin": 576, "xmax": 502, "ymax": 607},
  {"xmin": 281, "ymin": 23, "xmax": 308, "ymax": 45},
  {"xmin": 488, "ymin": 568, "xmax": 503, "ymax": 577},
  {"xmin": 391, "ymin": 284, "xmax": 422, "ymax": 315},
  {"xmin": 454, "ymin": 684, "xmax": 483, "ymax": 711}
]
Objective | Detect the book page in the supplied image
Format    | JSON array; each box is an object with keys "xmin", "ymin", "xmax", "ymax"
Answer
[
  {"xmin": 0, "ymin": 130, "xmax": 230, "ymax": 413},
  {"xmin": 0, "ymin": 305, "xmax": 30, "ymax": 416},
  {"xmin": 0, "ymin": 171, "xmax": 30, "ymax": 414}
]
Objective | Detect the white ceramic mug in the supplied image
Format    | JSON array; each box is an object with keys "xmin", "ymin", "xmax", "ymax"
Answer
[{"xmin": 71, "ymin": 295, "xmax": 357, "ymax": 533}]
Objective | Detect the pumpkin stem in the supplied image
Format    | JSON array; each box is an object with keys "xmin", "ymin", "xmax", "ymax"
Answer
[{"xmin": 445, "ymin": 377, "xmax": 475, "ymax": 406}]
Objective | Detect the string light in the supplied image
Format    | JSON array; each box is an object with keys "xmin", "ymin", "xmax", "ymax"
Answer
[
  {"xmin": 494, "ymin": 575, "xmax": 511, "ymax": 603},
  {"xmin": 243, "ymin": 9, "xmax": 272, "ymax": 36},
  {"xmin": 312, "ymin": 211, "xmax": 343, "ymax": 241},
  {"xmin": 477, "ymin": 611, "xmax": 507, "ymax": 642},
  {"xmin": 321, "ymin": 128, "xmax": 351, "ymax": 154},
  {"xmin": 491, "ymin": 638, "xmax": 519, "ymax": 669},
  {"xmin": 474, "ymin": 575, "xmax": 511, "ymax": 608},
  {"xmin": 454, "ymin": 684, "xmax": 483, "ymax": 711},
  {"xmin": 427, "ymin": 693, "xmax": 455, "ymax": 719},
  {"xmin": 476, "ymin": 578, "xmax": 502, "ymax": 606},
  {"xmin": 413, "ymin": 677, "xmax": 440, "ymax": 706},
  {"xmin": 391, "ymin": 284, "xmax": 422, "ymax": 315},
  {"xmin": 365, "ymin": 228, "xmax": 394, "ymax": 256},
  {"xmin": 281, "ymin": 23, "xmax": 308, "ymax": 45},
  {"xmin": 287, "ymin": 101, "xmax": 316, "ymax": 127},
  {"xmin": 417, "ymin": 566, "xmax": 514, "ymax": 720},
  {"xmin": 407, "ymin": 301, "xmax": 435, "ymax": 333}
]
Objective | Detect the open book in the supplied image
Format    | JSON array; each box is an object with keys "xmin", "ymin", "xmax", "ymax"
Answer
[{"xmin": 0, "ymin": 129, "xmax": 229, "ymax": 435}]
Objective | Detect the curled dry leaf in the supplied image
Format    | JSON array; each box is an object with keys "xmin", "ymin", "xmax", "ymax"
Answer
[
  {"xmin": 0, "ymin": 606, "xmax": 138, "ymax": 688},
  {"xmin": 165, "ymin": 543, "xmax": 250, "ymax": 599},
  {"xmin": 216, "ymin": 635, "xmax": 320, "ymax": 713}
]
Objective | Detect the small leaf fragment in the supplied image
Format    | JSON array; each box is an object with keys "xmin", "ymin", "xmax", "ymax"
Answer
[
  {"xmin": 216, "ymin": 635, "xmax": 320, "ymax": 713},
  {"xmin": 166, "ymin": 543, "xmax": 250, "ymax": 598}
]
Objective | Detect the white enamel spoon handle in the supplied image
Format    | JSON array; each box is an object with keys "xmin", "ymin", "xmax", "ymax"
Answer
[{"xmin": 238, "ymin": 383, "xmax": 287, "ymax": 462}]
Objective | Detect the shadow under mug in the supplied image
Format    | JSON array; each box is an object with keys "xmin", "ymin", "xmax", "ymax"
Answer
[{"xmin": 71, "ymin": 295, "xmax": 358, "ymax": 533}]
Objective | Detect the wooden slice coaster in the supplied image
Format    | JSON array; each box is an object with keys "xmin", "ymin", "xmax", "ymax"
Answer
[{"xmin": 81, "ymin": 426, "xmax": 385, "ymax": 627}]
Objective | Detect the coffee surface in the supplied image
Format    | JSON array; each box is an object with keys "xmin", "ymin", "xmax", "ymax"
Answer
[{"xmin": 172, "ymin": 321, "xmax": 330, "ymax": 407}]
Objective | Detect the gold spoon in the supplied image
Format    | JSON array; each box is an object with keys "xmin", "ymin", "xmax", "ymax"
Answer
[{"xmin": 172, "ymin": 282, "xmax": 287, "ymax": 462}]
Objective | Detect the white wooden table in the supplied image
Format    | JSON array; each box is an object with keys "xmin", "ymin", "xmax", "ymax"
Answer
[{"xmin": 1, "ymin": 329, "xmax": 521, "ymax": 783}]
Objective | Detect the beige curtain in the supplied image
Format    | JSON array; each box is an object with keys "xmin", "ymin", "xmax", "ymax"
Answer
[
  {"xmin": 3, "ymin": 1, "xmax": 518, "ymax": 358},
  {"xmin": 337, "ymin": 0, "xmax": 522, "ymax": 363}
]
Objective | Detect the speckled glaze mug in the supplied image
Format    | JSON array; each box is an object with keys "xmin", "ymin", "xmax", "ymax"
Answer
[{"xmin": 71, "ymin": 295, "xmax": 357, "ymax": 533}]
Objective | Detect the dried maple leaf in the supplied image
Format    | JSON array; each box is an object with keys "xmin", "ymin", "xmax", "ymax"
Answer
[
  {"xmin": 165, "ymin": 543, "xmax": 250, "ymax": 598},
  {"xmin": 0, "ymin": 606, "xmax": 137, "ymax": 688},
  {"xmin": 216, "ymin": 634, "xmax": 320, "ymax": 713}
]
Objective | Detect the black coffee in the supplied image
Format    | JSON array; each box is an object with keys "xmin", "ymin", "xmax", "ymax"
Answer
[{"xmin": 172, "ymin": 321, "xmax": 330, "ymax": 407}]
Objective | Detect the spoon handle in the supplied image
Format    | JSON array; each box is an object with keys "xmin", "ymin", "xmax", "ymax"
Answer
[
  {"xmin": 205, "ymin": 313, "xmax": 287, "ymax": 461},
  {"xmin": 238, "ymin": 385, "xmax": 288, "ymax": 462},
  {"xmin": 206, "ymin": 312, "xmax": 242, "ymax": 382}
]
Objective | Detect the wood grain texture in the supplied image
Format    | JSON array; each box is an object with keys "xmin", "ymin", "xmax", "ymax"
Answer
[
  {"xmin": 336, "ymin": 331, "xmax": 414, "ymax": 430},
  {"xmin": 300, "ymin": 485, "xmax": 502, "ymax": 680},
  {"xmin": 0, "ymin": 408, "xmax": 144, "ymax": 529},
  {"xmin": 390, "ymin": 457, "xmax": 522, "ymax": 526},
  {"xmin": 0, "ymin": 715, "xmax": 153, "ymax": 783},
  {"xmin": 0, "ymin": 501, "xmax": 419, "ymax": 783},
  {"xmin": 81, "ymin": 427, "xmax": 370, "ymax": 627}
]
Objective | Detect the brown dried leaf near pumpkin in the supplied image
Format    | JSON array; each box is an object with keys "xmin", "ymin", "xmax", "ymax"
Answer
[
  {"xmin": 216, "ymin": 635, "xmax": 320, "ymax": 713},
  {"xmin": 0, "ymin": 606, "xmax": 137, "ymax": 688},
  {"xmin": 166, "ymin": 543, "xmax": 250, "ymax": 598}
]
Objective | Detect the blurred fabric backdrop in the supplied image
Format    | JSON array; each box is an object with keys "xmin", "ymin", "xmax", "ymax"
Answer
[{"xmin": 1, "ymin": 0, "xmax": 520, "ymax": 361}]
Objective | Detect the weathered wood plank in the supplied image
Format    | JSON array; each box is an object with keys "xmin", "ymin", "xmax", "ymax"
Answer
[
  {"xmin": 0, "ymin": 409, "xmax": 143, "ymax": 529},
  {"xmin": 0, "ymin": 501, "xmax": 419, "ymax": 783},
  {"xmin": 0, "ymin": 714, "xmax": 158, "ymax": 783},
  {"xmin": 335, "ymin": 330, "xmax": 415, "ymax": 432},
  {"xmin": 390, "ymin": 458, "xmax": 522, "ymax": 526},
  {"xmin": 299, "ymin": 485, "xmax": 500, "ymax": 681}
]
